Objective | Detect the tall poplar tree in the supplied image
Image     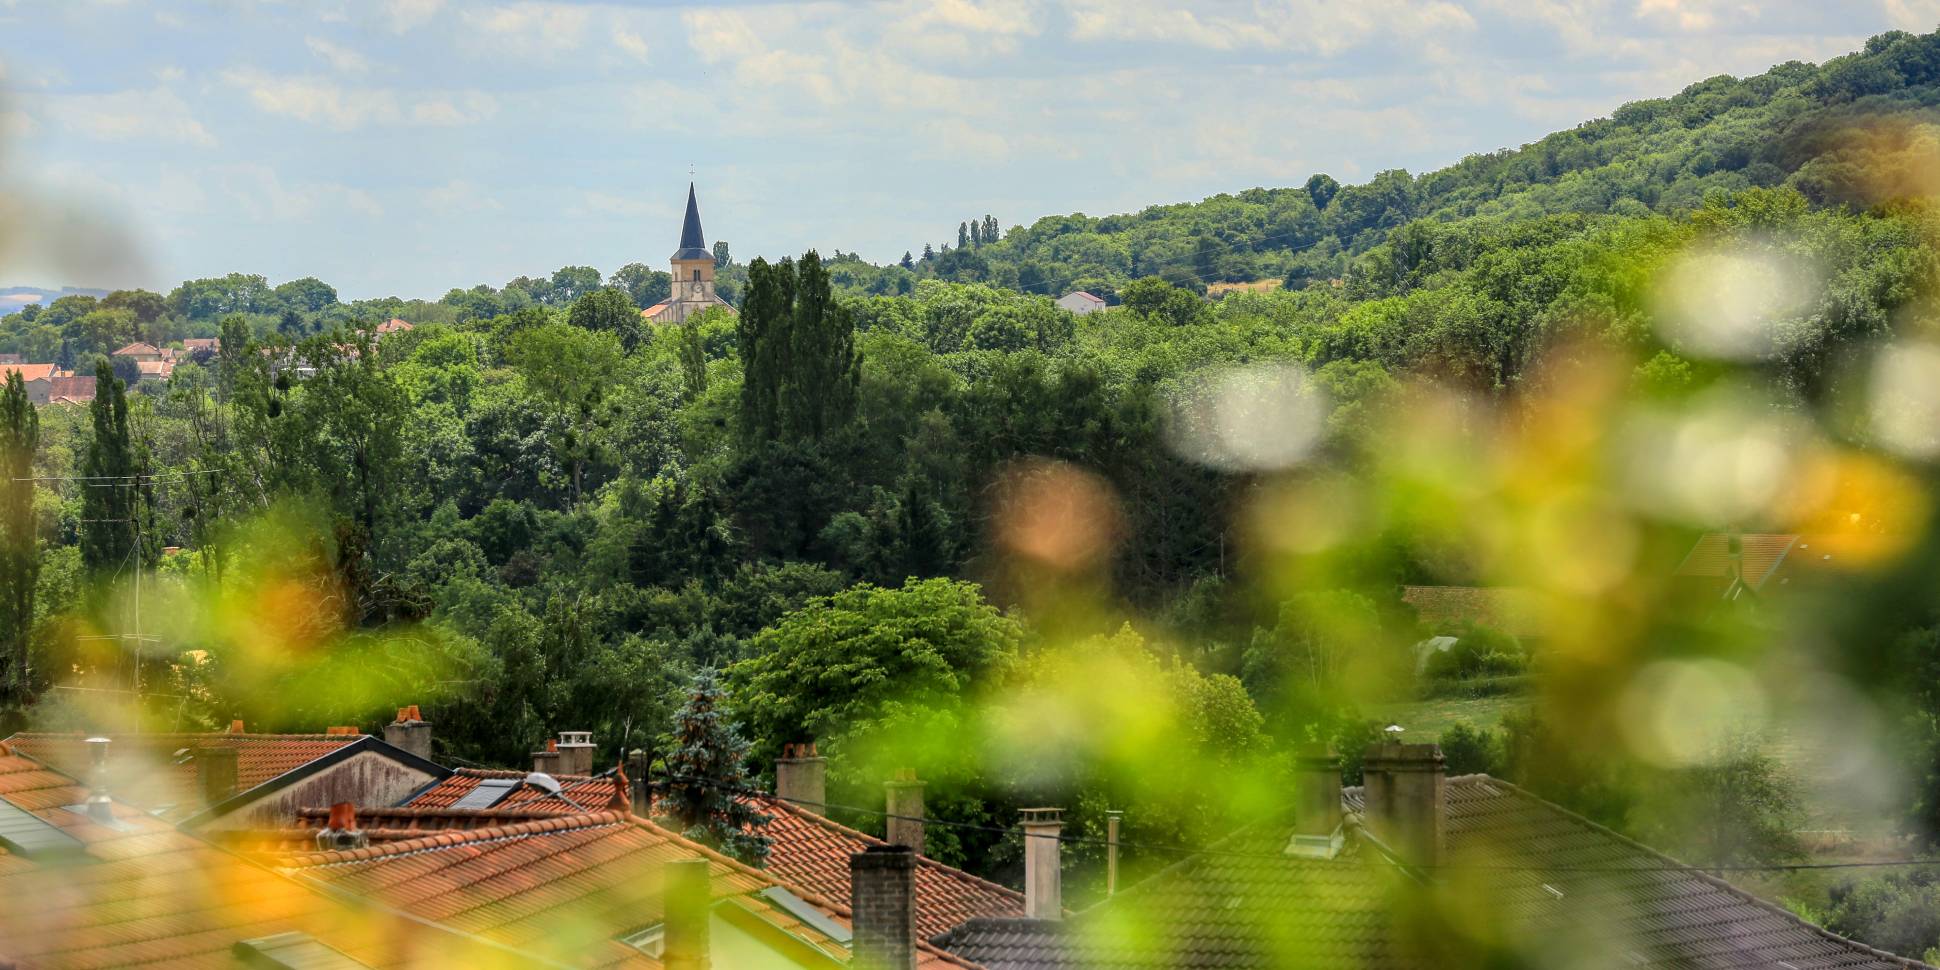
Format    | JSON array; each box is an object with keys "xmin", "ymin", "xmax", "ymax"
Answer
[
  {"xmin": 737, "ymin": 252, "xmax": 860, "ymax": 449},
  {"xmin": 0, "ymin": 372, "xmax": 36, "ymax": 701},
  {"xmin": 80, "ymin": 359, "xmax": 150, "ymax": 575}
]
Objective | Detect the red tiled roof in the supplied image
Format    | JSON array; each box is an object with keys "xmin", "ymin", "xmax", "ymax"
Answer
[
  {"xmin": 1400, "ymin": 586, "xmax": 1545, "ymax": 638},
  {"xmin": 0, "ymin": 745, "xmax": 477, "ymax": 969},
  {"xmin": 377, "ymin": 318, "xmax": 413, "ymax": 334},
  {"xmin": 272, "ymin": 810, "xmax": 981, "ymax": 968},
  {"xmin": 755, "ymin": 795, "xmax": 1027, "ymax": 940},
  {"xmin": 0, "ymin": 363, "xmax": 55, "ymax": 383},
  {"xmin": 640, "ymin": 300, "xmax": 673, "ymax": 320},
  {"xmin": 111, "ymin": 341, "xmax": 161, "ymax": 356},
  {"xmin": 182, "ymin": 337, "xmax": 220, "ymax": 351},
  {"xmin": 47, "ymin": 374, "xmax": 94, "ymax": 400},
  {"xmin": 404, "ymin": 766, "xmax": 617, "ymax": 811},
  {"xmin": 7, "ymin": 731, "xmax": 364, "ymax": 820}
]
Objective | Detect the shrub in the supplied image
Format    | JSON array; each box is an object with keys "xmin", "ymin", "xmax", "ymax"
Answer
[
  {"xmin": 1826, "ymin": 869, "xmax": 1940, "ymax": 959},
  {"xmin": 1439, "ymin": 721, "xmax": 1505, "ymax": 776}
]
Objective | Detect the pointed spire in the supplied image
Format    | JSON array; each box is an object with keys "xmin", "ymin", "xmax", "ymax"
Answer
[{"xmin": 673, "ymin": 182, "xmax": 710, "ymax": 261}]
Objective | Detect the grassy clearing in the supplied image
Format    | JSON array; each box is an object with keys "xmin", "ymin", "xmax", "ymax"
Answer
[{"xmin": 1370, "ymin": 693, "xmax": 1527, "ymax": 742}]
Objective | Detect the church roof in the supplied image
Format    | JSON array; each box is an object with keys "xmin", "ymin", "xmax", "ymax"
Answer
[{"xmin": 672, "ymin": 181, "xmax": 712, "ymax": 261}]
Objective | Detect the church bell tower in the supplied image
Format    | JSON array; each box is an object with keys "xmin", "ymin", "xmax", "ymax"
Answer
[{"xmin": 669, "ymin": 183, "xmax": 717, "ymax": 319}]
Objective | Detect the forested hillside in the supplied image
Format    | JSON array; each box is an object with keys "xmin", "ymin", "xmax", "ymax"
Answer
[{"xmin": 12, "ymin": 26, "xmax": 1940, "ymax": 953}]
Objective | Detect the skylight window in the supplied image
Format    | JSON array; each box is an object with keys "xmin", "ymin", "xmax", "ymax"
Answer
[
  {"xmin": 451, "ymin": 778, "xmax": 519, "ymax": 811},
  {"xmin": 758, "ymin": 886, "xmax": 853, "ymax": 943},
  {"xmin": 621, "ymin": 923, "xmax": 665, "ymax": 957}
]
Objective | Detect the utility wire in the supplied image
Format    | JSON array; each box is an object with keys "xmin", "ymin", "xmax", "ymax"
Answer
[{"xmin": 647, "ymin": 769, "xmax": 1940, "ymax": 875}]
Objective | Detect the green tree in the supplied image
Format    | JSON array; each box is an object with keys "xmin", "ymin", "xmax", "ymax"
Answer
[
  {"xmin": 99, "ymin": 289, "xmax": 166, "ymax": 327},
  {"xmin": 79, "ymin": 359, "xmax": 150, "ymax": 574},
  {"xmin": 509, "ymin": 321, "xmax": 622, "ymax": 505},
  {"xmin": 1118, "ymin": 276, "xmax": 1207, "ymax": 326},
  {"xmin": 272, "ymin": 276, "xmax": 338, "ymax": 313},
  {"xmin": 662, "ymin": 668, "xmax": 773, "ymax": 865},
  {"xmin": 608, "ymin": 263, "xmax": 672, "ymax": 310},
  {"xmin": 547, "ymin": 265, "xmax": 602, "ymax": 306},
  {"xmin": 1640, "ymin": 731, "xmax": 1806, "ymax": 873},
  {"xmin": 713, "ymin": 240, "xmax": 731, "ymax": 268},
  {"xmin": 958, "ymin": 222, "xmax": 970, "ymax": 249},
  {"xmin": 725, "ymin": 577, "xmax": 1022, "ymax": 767},
  {"xmin": 1305, "ymin": 173, "xmax": 1340, "ymax": 210},
  {"xmin": 566, "ymin": 287, "xmax": 644, "ymax": 352},
  {"xmin": 0, "ymin": 372, "xmax": 35, "ymax": 702},
  {"xmin": 982, "ymin": 214, "xmax": 1000, "ymax": 245}
]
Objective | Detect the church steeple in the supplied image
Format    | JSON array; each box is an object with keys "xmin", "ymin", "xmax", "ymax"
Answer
[{"xmin": 672, "ymin": 182, "xmax": 710, "ymax": 261}]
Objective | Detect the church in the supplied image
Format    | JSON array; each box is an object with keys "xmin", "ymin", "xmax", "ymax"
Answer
[{"xmin": 640, "ymin": 183, "xmax": 736, "ymax": 325}]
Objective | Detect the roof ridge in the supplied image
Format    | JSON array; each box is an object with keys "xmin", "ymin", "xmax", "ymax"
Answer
[
  {"xmin": 1463, "ymin": 774, "xmax": 1932, "ymax": 969},
  {"xmin": 452, "ymin": 766, "xmax": 600, "ymax": 781},
  {"xmin": 7, "ymin": 731, "xmax": 364, "ymax": 741},
  {"xmin": 279, "ymin": 810, "xmax": 635, "ymax": 868},
  {"xmin": 756, "ymin": 795, "xmax": 1025, "ymax": 903}
]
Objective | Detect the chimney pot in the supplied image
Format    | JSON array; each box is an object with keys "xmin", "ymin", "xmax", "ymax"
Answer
[
  {"xmin": 850, "ymin": 845, "xmax": 917, "ymax": 970},
  {"xmin": 608, "ymin": 759, "xmax": 632, "ymax": 812},
  {"xmin": 229, "ymin": 720, "xmax": 245, "ymax": 734},
  {"xmin": 662, "ymin": 858, "xmax": 712, "ymax": 970},
  {"xmin": 1360, "ymin": 741, "xmax": 1446, "ymax": 871},
  {"xmin": 316, "ymin": 801, "xmax": 368, "ymax": 851},
  {"xmin": 83, "ymin": 737, "xmax": 114, "ymax": 824},
  {"xmin": 775, "ymin": 743, "xmax": 827, "ymax": 815},
  {"xmin": 884, "ymin": 772, "xmax": 926, "ymax": 857},
  {"xmin": 1020, "ymin": 808, "xmax": 1064, "ymax": 920}
]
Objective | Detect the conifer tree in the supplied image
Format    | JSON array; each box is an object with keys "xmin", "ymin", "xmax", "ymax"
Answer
[
  {"xmin": 983, "ymin": 214, "xmax": 1000, "ymax": 244},
  {"xmin": 921, "ymin": 243, "xmax": 935, "ymax": 262},
  {"xmin": 970, "ymin": 220, "xmax": 983, "ymax": 247},
  {"xmin": 80, "ymin": 359, "xmax": 151, "ymax": 574},
  {"xmin": 0, "ymin": 372, "xmax": 36, "ymax": 702},
  {"xmin": 900, "ymin": 251, "xmax": 914, "ymax": 270},
  {"xmin": 957, "ymin": 222, "xmax": 969, "ymax": 249},
  {"xmin": 662, "ymin": 668, "xmax": 772, "ymax": 865},
  {"xmin": 713, "ymin": 240, "xmax": 731, "ymax": 268}
]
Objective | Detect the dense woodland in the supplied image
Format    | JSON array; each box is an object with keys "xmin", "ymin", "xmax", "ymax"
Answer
[{"xmin": 9, "ymin": 26, "xmax": 1940, "ymax": 956}]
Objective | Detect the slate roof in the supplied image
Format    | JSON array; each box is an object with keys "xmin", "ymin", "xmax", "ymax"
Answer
[
  {"xmin": 937, "ymin": 775, "xmax": 1926, "ymax": 970},
  {"xmin": 754, "ymin": 795, "xmax": 1028, "ymax": 940},
  {"xmin": 273, "ymin": 810, "xmax": 984, "ymax": 969},
  {"xmin": 8, "ymin": 730, "xmax": 367, "ymax": 821},
  {"xmin": 0, "ymin": 742, "xmax": 490, "ymax": 969},
  {"xmin": 672, "ymin": 182, "xmax": 711, "ymax": 261}
]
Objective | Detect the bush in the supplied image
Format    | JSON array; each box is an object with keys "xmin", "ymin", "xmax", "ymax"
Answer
[
  {"xmin": 1439, "ymin": 721, "xmax": 1504, "ymax": 776},
  {"xmin": 1826, "ymin": 869, "xmax": 1940, "ymax": 960},
  {"xmin": 1421, "ymin": 623, "xmax": 1528, "ymax": 683}
]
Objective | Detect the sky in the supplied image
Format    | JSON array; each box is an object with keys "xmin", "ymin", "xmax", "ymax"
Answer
[{"xmin": 0, "ymin": 0, "xmax": 1929, "ymax": 301}]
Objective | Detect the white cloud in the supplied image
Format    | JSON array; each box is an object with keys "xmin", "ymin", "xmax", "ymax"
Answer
[
  {"xmin": 154, "ymin": 65, "xmax": 185, "ymax": 83},
  {"xmin": 222, "ymin": 69, "xmax": 496, "ymax": 130},
  {"xmin": 385, "ymin": 0, "xmax": 442, "ymax": 32},
  {"xmin": 425, "ymin": 179, "xmax": 502, "ymax": 214},
  {"xmin": 614, "ymin": 28, "xmax": 649, "ymax": 62},
  {"xmin": 1065, "ymin": 0, "xmax": 1474, "ymax": 54},
  {"xmin": 46, "ymin": 87, "xmax": 216, "ymax": 147},
  {"xmin": 306, "ymin": 36, "xmax": 371, "ymax": 74},
  {"xmin": 462, "ymin": 2, "xmax": 591, "ymax": 55}
]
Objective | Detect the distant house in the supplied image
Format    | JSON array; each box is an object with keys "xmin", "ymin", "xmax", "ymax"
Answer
[
  {"xmin": 0, "ymin": 353, "xmax": 22, "ymax": 365},
  {"xmin": 1673, "ymin": 531, "xmax": 1894, "ymax": 601},
  {"xmin": 111, "ymin": 341, "xmax": 164, "ymax": 363},
  {"xmin": 374, "ymin": 317, "xmax": 414, "ymax": 339},
  {"xmin": 181, "ymin": 336, "xmax": 220, "ymax": 354},
  {"xmin": 0, "ymin": 363, "xmax": 57, "ymax": 404},
  {"xmin": 1056, "ymin": 291, "xmax": 1107, "ymax": 316},
  {"xmin": 134, "ymin": 358, "xmax": 173, "ymax": 383},
  {"xmin": 46, "ymin": 373, "xmax": 94, "ymax": 404}
]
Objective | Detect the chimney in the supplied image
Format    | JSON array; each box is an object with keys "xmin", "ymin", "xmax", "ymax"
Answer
[
  {"xmin": 315, "ymin": 802, "xmax": 369, "ymax": 851},
  {"xmin": 1020, "ymin": 808, "xmax": 1063, "ymax": 920},
  {"xmin": 228, "ymin": 719, "xmax": 245, "ymax": 733},
  {"xmin": 84, "ymin": 737, "xmax": 115, "ymax": 824},
  {"xmin": 384, "ymin": 705, "xmax": 432, "ymax": 760},
  {"xmin": 196, "ymin": 745, "xmax": 239, "ymax": 806},
  {"xmin": 627, "ymin": 748, "xmax": 652, "ymax": 816},
  {"xmin": 850, "ymin": 845, "xmax": 917, "ymax": 970},
  {"xmin": 1360, "ymin": 741, "xmax": 1445, "ymax": 870},
  {"xmin": 556, "ymin": 731, "xmax": 595, "ymax": 776},
  {"xmin": 1286, "ymin": 745, "xmax": 1344, "ymax": 858},
  {"xmin": 662, "ymin": 858, "xmax": 711, "ymax": 970},
  {"xmin": 775, "ymin": 742, "xmax": 826, "ymax": 814},
  {"xmin": 883, "ymin": 769, "xmax": 925, "ymax": 856},
  {"xmin": 532, "ymin": 737, "xmax": 561, "ymax": 774}
]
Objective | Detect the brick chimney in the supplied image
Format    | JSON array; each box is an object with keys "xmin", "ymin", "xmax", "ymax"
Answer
[
  {"xmin": 1020, "ymin": 808, "xmax": 1063, "ymax": 920},
  {"xmin": 228, "ymin": 719, "xmax": 245, "ymax": 733},
  {"xmin": 384, "ymin": 705, "xmax": 432, "ymax": 760},
  {"xmin": 315, "ymin": 802, "xmax": 368, "ymax": 851},
  {"xmin": 850, "ymin": 845, "xmax": 917, "ymax": 970},
  {"xmin": 196, "ymin": 745, "xmax": 239, "ymax": 806},
  {"xmin": 662, "ymin": 858, "xmax": 711, "ymax": 970},
  {"xmin": 1360, "ymin": 741, "xmax": 1445, "ymax": 870},
  {"xmin": 775, "ymin": 742, "xmax": 826, "ymax": 814},
  {"xmin": 1286, "ymin": 745, "xmax": 1344, "ymax": 859},
  {"xmin": 556, "ymin": 731, "xmax": 595, "ymax": 777},
  {"xmin": 532, "ymin": 737, "xmax": 560, "ymax": 774},
  {"xmin": 884, "ymin": 769, "xmax": 925, "ymax": 856}
]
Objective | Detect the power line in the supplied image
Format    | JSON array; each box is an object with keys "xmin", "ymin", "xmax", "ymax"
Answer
[{"xmin": 649, "ymin": 769, "xmax": 1940, "ymax": 875}]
